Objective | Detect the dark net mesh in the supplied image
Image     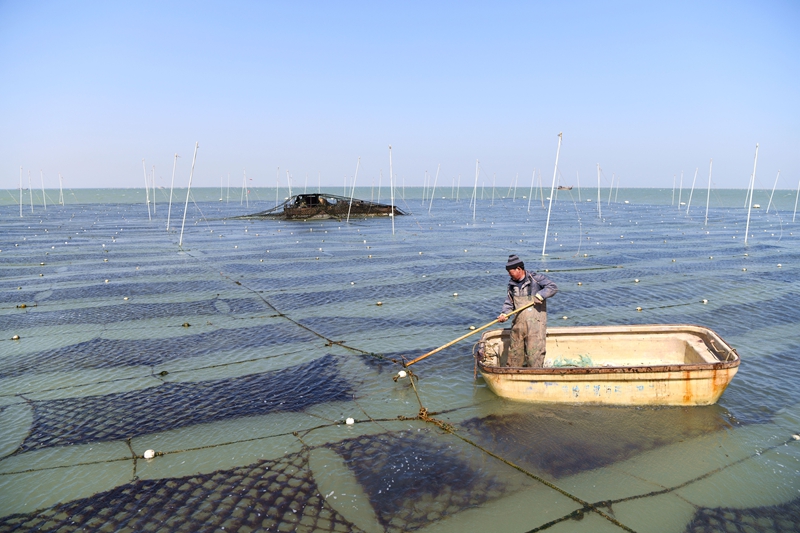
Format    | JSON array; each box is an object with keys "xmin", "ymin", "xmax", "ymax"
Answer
[
  {"xmin": 0, "ymin": 449, "xmax": 365, "ymax": 533},
  {"xmin": 19, "ymin": 355, "xmax": 351, "ymax": 452},
  {"xmin": 0, "ymin": 324, "xmax": 317, "ymax": 379},
  {"xmin": 684, "ymin": 497, "xmax": 800, "ymax": 533},
  {"xmin": 329, "ymin": 429, "xmax": 504, "ymax": 532}
]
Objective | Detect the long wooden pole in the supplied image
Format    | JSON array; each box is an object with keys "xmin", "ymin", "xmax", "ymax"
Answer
[
  {"xmin": 794, "ymin": 177, "xmax": 800, "ymax": 223},
  {"xmin": 404, "ymin": 300, "xmax": 539, "ymax": 367},
  {"xmin": 40, "ymin": 170, "xmax": 46, "ymax": 210},
  {"xmin": 542, "ymin": 133, "xmax": 562, "ymax": 256},
  {"xmin": 346, "ymin": 156, "xmax": 360, "ymax": 223},
  {"xmin": 428, "ymin": 164, "xmax": 439, "ymax": 215},
  {"xmin": 472, "ymin": 159, "xmax": 479, "ymax": 221},
  {"xmin": 166, "ymin": 153, "xmax": 179, "ymax": 231},
  {"xmin": 179, "ymin": 142, "xmax": 199, "ymax": 247},
  {"xmin": 686, "ymin": 167, "xmax": 698, "ymax": 214},
  {"xmin": 389, "ymin": 145, "xmax": 395, "ymax": 235},
  {"xmin": 142, "ymin": 159, "xmax": 151, "ymax": 220},
  {"xmin": 744, "ymin": 144, "xmax": 759, "ymax": 245},
  {"xmin": 767, "ymin": 170, "xmax": 780, "ymax": 213},
  {"xmin": 705, "ymin": 159, "xmax": 712, "ymax": 226},
  {"xmin": 527, "ymin": 169, "xmax": 535, "ymax": 212}
]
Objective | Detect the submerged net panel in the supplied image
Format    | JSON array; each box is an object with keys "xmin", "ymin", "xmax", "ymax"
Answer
[
  {"xmin": 0, "ymin": 449, "xmax": 365, "ymax": 533},
  {"xmin": 2, "ymin": 297, "xmax": 267, "ymax": 330},
  {"xmin": 329, "ymin": 429, "xmax": 504, "ymax": 533},
  {"xmin": 0, "ymin": 323, "xmax": 317, "ymax": 379},
  {"xmin": 684, "ymin": 497, "xmax": 800, "ymax": 533},
  {"xmin": 19, "ymin": 355, "xmax": 351, "ymax": 452},
  {"xmin": 460, "ymin": 406, "xmax": 732, "ymax": 479}
]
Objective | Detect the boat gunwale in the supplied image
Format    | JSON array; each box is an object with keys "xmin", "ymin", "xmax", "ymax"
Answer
[{"xmin": 476, "ymin": 323, "xmax": 740, "ymax": 375}]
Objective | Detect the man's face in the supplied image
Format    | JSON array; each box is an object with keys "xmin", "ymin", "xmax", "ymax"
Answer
[{"xmin": 507, "ymin": 266, "xmax": 525, "ymax": 281}]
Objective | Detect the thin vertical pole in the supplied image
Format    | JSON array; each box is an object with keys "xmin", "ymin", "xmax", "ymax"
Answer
[
  {"xmin": 142, "ymin": 159, "xmax": 151, "ymax": 220},
  {"xmin": 596, "ymin": 164, "xmax": 601, "ymax": 219},
  {"xmin": 377, "ymin": 170, "xmax": 382, "ymax": 203},
  {"xmin": 767, "ymin": 170, "xmax": 780, "ymax": 213},
  {"xmin": 456, "ymin": 176, "xmax": 460, "ymax": 202},
  {"xmin": 793, "ymin": 177, "xmax": 799, "ymax": 222},
  {"xmin": 614, "ymin": 177, "xmax": 620, "ymax": 203},
  {"xmin": 151, "ymin": 166, "xmax": 156, "ymax": 214},
  {"xmin": 346, "ymin": 156, "xmax": 360, "ymax": 223},
  {"xmin": 304, "ymin": 174, "xmax": 308, "ymax": 195},
  {"xmin": 542, "ymin": 133, "xmax": 562, "ymax": 256},
  {"xmin": 275, "ymin": 167, "xmax": 279, "ymax": 205},
  {"xmin": 472, "ymin": 160, "xmax": 479, "ymax": 221},
  {"xmin": 28, "ymin": 171, "xmax": 34, "ymax": 213},
  {"xmin": 166, "ymin": 153, "xmax": 179, "ymax": 231},
  {"xmin": 686, "ymin": 167, "xmax": 698, "ymax": 214},
  {"xmin": 672, "ymin": 175, "xmax": 675, "ymax": 205},
  {"xmin": 677, "ymin": 171, "xmax": 683, "ymax": 207},
  {"xmin": 58, "ymin": 172, "xmax": 64, "ymax": 205},
  {"xmin": 287, "ymin": 170, "xmax": 292, "ymax": 197},
  {"xmin": 705, "ymin": 159, "xmax": 713, "ymax": 226},
  {"xmin": 179, "ymin": 142, "xmax": 199, "ymax": 247},
  {"xmin": 607, "ymin": 173, "xmax": 614, "ymax": 205},
  {"xmin": 388, "ymin": 145, "xmax": 395, "ymax": 235},
  {"xmin": 40, "ymin": 170, "xmax": 46, "ymax": 209},
  {"xmin": 245, "ymin": 170, "xmax": 249, "ymax": 208},
  {"xmin": 492, "ymin": 174, "xmax": 496, "ymax": 206},
  {"xmin": 428, "ymin": 164, "xmax": 439, "ymax": 215},
  {"xmin": 539, "ymin": 169, "xmax": 544, "ymax": 207},
  {"xmin": 19, "ymin": 166, "xmax": 23, "ymax": 217},
  {"xmin": 240, "ymin": 171, "xmax": 246, "ymax": 205},
  {"xmin": 227, "ymin": 173, "xmax": 230, "ymax": 204},
  {"xmin": 513, "ymin": 173, "xmax": 518, "ymax": 201},
  {"xmin": 527, "ymin": 169, "xmax": 535, "ymax": 212},
  {"xmin": 744, "ymin": 144, "xmax": 759, "ymax": 245}
]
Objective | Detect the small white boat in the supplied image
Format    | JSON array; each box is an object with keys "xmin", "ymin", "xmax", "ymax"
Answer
[{"xmin": 475, "ymin": 324, "xmax": 740, "ymax": 406}]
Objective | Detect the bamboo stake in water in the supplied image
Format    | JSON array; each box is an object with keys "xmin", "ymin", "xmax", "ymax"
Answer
[
  {"xmin": 607, "ymin": 173, "xmax": 614, "ymax": 205},
  {"xmin": 240, "ymin": 171, "xmax": 246, "ymax": 205},
  {"xmin": 304, "ymin": 174, "xmax": 308, "ymax": 195},
  {"xmin": 677, "ymin": 171, "xmax": 683, "ymax": 208},
  {"xmin": 456, "ymin": 175, "xmax": 460, "ymax": 202},
  {"xmin": 388, "ymin": 145, "xmax": 395, "ymax": 236},
  {"xmin": 19, "ymin": 166, "xmax": 23, "ymax": 217},
  {"xmin": 527, "ymin": 169, "xmax": 535, "ymax": 213},
  {"xmin": 151, "ymin": 166, "xmax": 156, "ymax": 214},
  {"xmin": 58, "ymin": 173, "xmax": 64, "ymax": 205},
  {"xmin": 614, "ymin": 177, "xmax": 620, "ymax": 203},
  {"xmin": 142, "ymin": 159, "xmax": 151, "ymax": 220},
  {"xmin": 539, "ymin": 169, "xmax": 544, "ymax": 208},
  {"xmin": 513, "ymin": 173, "xmax": 518, "ymax": 201},
  {"xmin": 179, "ymin": 142, "xmax": 199, "ymax": 247},
  {"xmin": 542, "ymin": 133, "xmax": 562, "ymax": 256},
  {"xmin": 744, "ymin": 144, "xmax": 759, "ymax": 246},
  {"xmin": 793, "ymin": 177, "xmax": 799, "ymax": 222},
  {"xmin": 492, "ymin": 173, "xmax": 496, "ymax": 206},
  {"xmin": 40, "ymin": 170, "xmax": 46, "ymax": 209},
  {"xmin": 428, "ymin": 164, "xmax": 439, "ymax": 215},
  {"xmin": 705, "ymin": 159, "xmax": 713, "ymax": 226},
  {"xmin": 346, "ymin": 156, "xmax": 360, "ymax": 223},
  {"xmin": 403, "ymin": 299, "xmax": 539, "ymax": 367},
  {"xmin": 28, "ymin": 171, "xmax": 34, "ymax": 213},
  {"xmin": 767, "ymin": 170, "xmax": 780, "ymax": 213},
  {"xmin": 166, "ymin": 153, "xmax": 179, "ymax": 231},
  {"xmin": 686, "ymin": 167, "xmax": 698, "ymax": 215},
  {"xmin": 672, "ymin": 175, "xmax": 675, "ymax": 205},
  {"xmin": 275, "ymin": 168, "xmax": 279, "ymax": 206},
  {"xmin": 286, "ymin": 170, "xmax": 292, "ymax": 198},
  {"xmin": 472, "ymin": 160, "xmax": 479, "ymax": 221},
  {"xmin": 596, "ymin": 164, "xmax": 601, "ymax": 219}
]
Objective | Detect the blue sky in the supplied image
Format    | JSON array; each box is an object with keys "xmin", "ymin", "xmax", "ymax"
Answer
[{"xmin": 1, "ymin": 1, "xmax": 798, "ymax": 190}]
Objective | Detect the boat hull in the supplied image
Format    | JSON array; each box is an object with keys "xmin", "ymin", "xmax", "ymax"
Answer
[{"xmin": 476, "ymin": 324, "xmax": 739, "ymax": 406}]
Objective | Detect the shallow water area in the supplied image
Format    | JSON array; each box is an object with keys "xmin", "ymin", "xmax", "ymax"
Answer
[{"xmin": 1, "ymin": 187, "xmax": 800, "ymax": 532}]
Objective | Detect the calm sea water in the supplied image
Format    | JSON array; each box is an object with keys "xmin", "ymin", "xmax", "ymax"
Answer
[{"xmin": 1, "ymin": 187, "xmax": 799, "ymax": 533}]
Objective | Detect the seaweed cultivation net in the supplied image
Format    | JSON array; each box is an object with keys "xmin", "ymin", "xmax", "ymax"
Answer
[{"xmin": 2, "ymin": 192, "xmax": 800, "ymax": 532}]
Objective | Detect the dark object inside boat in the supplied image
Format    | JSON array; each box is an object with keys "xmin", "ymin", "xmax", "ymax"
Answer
[{"xmin": 239, "ymin": 193, "xmax": 407, "ymax": 220}]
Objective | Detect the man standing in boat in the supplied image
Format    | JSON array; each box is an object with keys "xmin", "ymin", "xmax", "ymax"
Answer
[{"xmin": 497, "ymin": 254, "xmax": 558, "ymax": 368}]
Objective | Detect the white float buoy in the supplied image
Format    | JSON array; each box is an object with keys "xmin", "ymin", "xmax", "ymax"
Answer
[
  {"xmin": 398, "ymin": 370, "xmax": 407, "ymax": 378},
  {"xmin": 469, "ymin": 325, "xmax": 476, "ymax": 330},
  {"xmin": 702, "ymin": 299, "xmax": 708, "ymax": 304},
  {"xmin": 777, "ymin": 264, "xmax": 782, "ymax": 268},
  {"xmin": 634, "ymin": 279, "xmax": 639, "ymax": 283},
  {"xmin": 792, "ymin": 434, "xmax": 800, "ymax": 440},
  {"xmin": 453, "ymin": 293, "xmax": 458, "ymax": 297},
  {"xmin": 143, "ymin": 449, "xmax": 155, "ymax": 459},
  {"xmin": 345, "ymin": 417, "xmax": 355, "ymax": 425},
  {"xmin": 577, "ymin": 282, "xmax": 582, "ymax": 286},
  {"xmin": 376, "ymin": 301, "xmax": 383, "ymax": 306}
]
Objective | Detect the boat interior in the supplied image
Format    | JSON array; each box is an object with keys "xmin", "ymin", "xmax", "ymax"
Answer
[{"xmin": 480, "ymin": 325, "xmax": 734, "ymax": 368}]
